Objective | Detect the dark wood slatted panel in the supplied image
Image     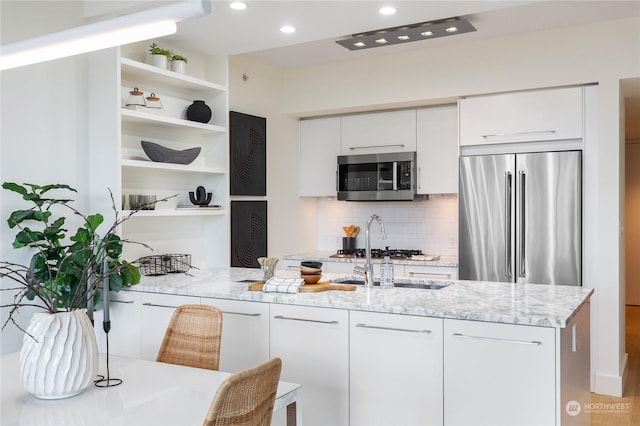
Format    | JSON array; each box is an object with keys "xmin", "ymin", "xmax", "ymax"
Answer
[
  {"xmin": 229, "ymin": 111, "xmax": 266, "ymax": 196},
  {"xmin": 230, "ymin": 201, "xmax": 267, "ymax": 268}
]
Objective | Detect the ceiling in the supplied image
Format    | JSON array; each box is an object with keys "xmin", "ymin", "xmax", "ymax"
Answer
[
  {"xmin": 87, "ymin": 1, "xmax": 640, "ymax": 69},
  {"xmin": 86, "ymin": 0, "xmax": 640, "ymax": 131}
]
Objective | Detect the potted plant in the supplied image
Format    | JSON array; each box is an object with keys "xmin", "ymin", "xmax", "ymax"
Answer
[
  {"xmin": 0, "ymin": 182, "xmax": 145, "ymax": 399},
  {"xmin": 148, "ymin": 42, "xmax": 172, "ymax": 69},
  {"xmin": 170, "ymin": 54, "xmax": 188, "ymax": 74}
]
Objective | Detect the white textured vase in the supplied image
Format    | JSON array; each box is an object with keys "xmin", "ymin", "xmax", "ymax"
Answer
[
  {"xmin": 149, "ymin": 54, "xmax": 168, "ymax": 69},
  {"xmin": 170, "ymin": 60, "xmax": 186, "ymax": 74},
  {"xmin": 20, "ymin": 309, "xmax": 98, "ymax": 399}
]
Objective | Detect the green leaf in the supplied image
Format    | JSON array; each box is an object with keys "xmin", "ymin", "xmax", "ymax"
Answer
[
  {"xmin": 13, "ymin": 228, "xmax": 44, "ymax": 248},
  {"xmin": 85, "ymin": 214, "xmax": 104, "ymax": 231},
  {"xmin": 2, "ymin": 182, "xmax": 28, "ymax": 196},
  {"xmin": 109, "ymin": 273, "xmax": 124, "ymax": 292}
]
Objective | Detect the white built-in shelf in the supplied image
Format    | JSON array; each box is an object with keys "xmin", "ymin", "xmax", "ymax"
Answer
[
  {"xmin": 120, "ymin": 58, "xmax": 226, "ymax": 95},
  {"xmin": 121, "ymin": 109, "xmax": 225, "ymax": 134},
  {"xmin": 121, "ymin": 159, "xmax": 226, "ymax": 174},
  {"xmin": 121, "ymin": 209, "xmax": 225, "ymax": 218}
]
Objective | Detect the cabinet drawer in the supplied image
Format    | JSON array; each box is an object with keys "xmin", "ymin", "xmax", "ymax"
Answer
[
  {"xmin": 460, "ymin": 86, "xmax": 583, "ymax": 146},
  {"xmin": 403, "ymin": 264, "xmax": 458, "ymax": 280}
]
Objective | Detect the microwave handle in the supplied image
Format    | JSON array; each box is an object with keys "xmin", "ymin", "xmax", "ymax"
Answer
[{"xmin": 393, "ymin": 161, "xmax": 398, "ymax": 190}]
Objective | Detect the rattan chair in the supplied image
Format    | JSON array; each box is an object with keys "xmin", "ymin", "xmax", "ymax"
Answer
[
  {"xmin": 156, "ymin": 304, "xmax": 223, "ymax": 370},
  {"xmin": 203, "ymin": 357, "xmax": 282, "ymax": 426}
]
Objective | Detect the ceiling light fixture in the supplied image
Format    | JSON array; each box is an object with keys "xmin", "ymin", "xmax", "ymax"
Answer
[
  {"xmin": 0, "ymin": 0, "xmax": 212, "ymax": 71},
  {"xmin": 336, "ymin": 17, "xmax": 476, "ymax": 51},
  {"xmin": 280, "ymin": 25, "xmax": 296, "ymax": 34},
  {"xmin": 375, "ymin": 38, "xmax": 388, "ymax": 44},
  {"xmin": 229, "ymin": 2, "xmax": 247, "ymax": 10},
  {"xmin": 379, "ymin": 6, "xmax": 397, "ymax": 16}
]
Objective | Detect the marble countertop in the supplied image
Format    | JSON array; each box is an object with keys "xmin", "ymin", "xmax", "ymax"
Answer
[
  {"xmin": 282, "ymin": 251, "xmax": 459, "ymax": 267},
  {"xmin": 129, "ymin": 267, "xmax": 593, "ymax": 328}
]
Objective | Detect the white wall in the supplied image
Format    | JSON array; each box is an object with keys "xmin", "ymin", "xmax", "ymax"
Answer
[
  {"xmin": 0, "ymin": 1, "xmax": 88, "ymax": 354},
  {"xmin": 228, "ymin": 55, "xmax": 318, "ymax": 258},
  {"xmin": 233, "ymin": 17, "xmax": 639, "ymax": 396}
]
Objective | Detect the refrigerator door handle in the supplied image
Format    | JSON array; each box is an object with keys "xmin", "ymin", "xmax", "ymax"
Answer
[
  {"xmin": 505, "ymin": 171, "xmax": 512, "ymax": 278},
  {"xmin": 519, "ymin": 170, "xmax": 527, "ymax": 278}
]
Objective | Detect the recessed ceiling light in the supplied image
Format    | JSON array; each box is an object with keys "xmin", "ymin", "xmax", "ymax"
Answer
[
  {"xmin": 280, "ymin": 25, "xmax": 296, "ymax": 34},
  {"xmin": 353, "ymin": 41, "xmax": 366, "ymax": 47},
  {"xmin": 379, "ymin": 6, "xmax": 397, "ymax": 16},
  {"xmin": 445, "ymin": 26, "xmax": 458, "ymax": 33},
  {"xmin": 397, "ymin": 35, "xmax": 410, "ymax": 40},
  {"xmin": 375, "ymin": 38, "xmax": 388, "ymax": 44},
  {"xmin": 421, "ymin": 31, "xmax": 434, "ymax": 37},
  {"xmin": 229, "ymin": 2, "xmax": 246, "ymax": 10}
]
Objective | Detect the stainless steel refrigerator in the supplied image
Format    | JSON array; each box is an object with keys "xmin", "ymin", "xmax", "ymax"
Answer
[{"xmin": 459, "ymin": 151, "xmax": 581, "ymax": 286}]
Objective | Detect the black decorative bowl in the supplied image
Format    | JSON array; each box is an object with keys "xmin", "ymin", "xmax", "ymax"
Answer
[
  {"xmin": 141, "ymin": 141, "xmax": 201, "ymax": 165},
  {"xmin": 301, "ymin": 261, "xmax": 323, "ymax": 269}
]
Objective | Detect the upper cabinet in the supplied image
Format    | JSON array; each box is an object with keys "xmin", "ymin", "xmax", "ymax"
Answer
[
  {"xmin": 416, "ymin": 104, "xmax": 458, "ymax": 194},
  {"xmin": 88, "ymin": 43, "xmax": 229, "ymax": 268},
  {"xmin": 341, "ymin": 109, "xmax": 417, "ymax": 154},
  {"xmin": 459, "ymin": 86, "xmax": 583, "ymax": 146},
  {"xmin": 299, "ymin": 117, "xmax": 341, "ymax": 197}
]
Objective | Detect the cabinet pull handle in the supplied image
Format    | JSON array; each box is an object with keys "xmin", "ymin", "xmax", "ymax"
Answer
[
  {"xmin": 452, "ymin": 333, "xmax": 542, "ymax": 346},
  {"xmin": 355, "ymin": 323, "xmax": 431, "ymax": 334},
  {"xmin": 482, "ymin": 130, "xmax": 557, "ymax": 139},
  {"xmin": 407, "ymin": 271, "xmax": 452, "ymax": 278},
  {"xmin": 519, "ymin": 170, "xmax": 526, "ymax": 278},
  {"xmin": 112, "ymin": 299, "xmax": 135, "ymax": 304},
  {"xmin": 273, "ymin": 315, "xmax": 338, "ymax": 325},
  {"xmin": 505, "ymin": 171, "xmax": 512, "ymax": 278},
  {"xmin": 142, "ymin": 302, "xmax": 179, "ymax": 309},
  {"xmin": 223, "ymin": 311, "xmax": 261, "ymax": 317},
  {"xmin": 349, "ymin": 144, "xmax": 405, "ymax": 150}
]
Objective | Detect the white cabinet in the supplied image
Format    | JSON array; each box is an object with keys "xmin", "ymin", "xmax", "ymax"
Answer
[
  {"xmin": 443, "ymin": 319, "xmax": 556, "ymax": 426},
  {"xmin": 350, "ymin": 311, "xmax": 443, "ymax": 426},
  {"xmin": 94, "ymin": 291, "xmax": 141, "ymax": 358},
  {"xmin": 416, "ymin": 105, "xmax": 458, "ymax": 194},
  {"xmin": 324, "ymin": 260, "xmax": 360, "ymax": 274},
  {"xmin": 459, "ymin": 86, "xmax": 583, "ymax": 146},
  {"xmin": 270, "ymin": 304, "xmax": 349, "ymax": 426},
  {"xmin": 341, "ymin": 109, "xmax": 417, "ymax": 154},
  {"xmin": 299, "ymin": 117, "xmax": 341, "ymax": 197},
  {"xmin": 88, "ymin": 44, "xmax": 229, "ymax": 269},
  {"xmin": 402, "ymin": 264, "xmax": 458, "ymax": 280},
  {"xmin": 201, "ymin": 298, "xmax": 270, "ymax": 373},
  {"xmin": 139, "ymin": 292, "xmax": 200, "ymax": 361}
]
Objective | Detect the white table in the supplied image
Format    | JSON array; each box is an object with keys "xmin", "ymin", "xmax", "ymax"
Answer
[{"xmin": 1, "ymin": 352, "xmax": 302, "ymax": 426}]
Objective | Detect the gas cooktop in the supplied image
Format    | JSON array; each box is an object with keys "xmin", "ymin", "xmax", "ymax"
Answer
[{"xmin": 329, "ymin": 248, "xmax": 422, "ymax": 260}]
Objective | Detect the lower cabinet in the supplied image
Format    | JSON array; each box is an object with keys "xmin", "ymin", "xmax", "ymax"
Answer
[
  {"xmin": 201, "ymin": 298, "xmax": 270, "ymax": 373},
  {"xmin": 94, "ymin": 290, "xmax": 141, "ymax": 358},
  {"xmin": 270, "ymin": 304, "xmax": 350, "ymax": 426},
  {"xmin": 443, "ymin": 319, "xmax": 556, "ymax": 426},
  {"xmin": 139, "ymin": 292, "xmax": 200, "ymax": 361},
  {"xmin": 350, "ymin": 311, "xmax": 443, "ymax": 426}
]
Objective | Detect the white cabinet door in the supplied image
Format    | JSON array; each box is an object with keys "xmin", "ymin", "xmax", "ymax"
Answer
[
  {"xmin": 278, "ymin": 259, "xmax": 301, "ymax": 272},
  {"xmin": 341, "ymin": 109, "xmax": 417, "ymax": 154},
  {"xmin": 299, "ymin": 117, "xmax": 341, "ymax": 197},
  {"xmin": 201, "ymin": 298, "xmax": 270, "ymax": 373},
  {"xmin": 416, "ymin": 105, "xmax": 458, "ymax": 194},
  {"xmin": 350, "ymin": 311, "xmax": 443, "ymax": 426},
  {"xmin": 324, "ymin": 260, "xmax": 360, "ymax": 274},
  {"xmin": 94, "ymin": 291, "xmax": 141, "ymax": 358},
  {"xmin": 444, "ymin": 319, "xmax": 556, "ymax": 426},
  {"xmin": 270, "ymin": 304, "xmax": 349, "ymax": 426},
  {"xmin": 139, "ymin": 292, "xmax": 201, "ymax": 361},
  {"xmin": 402, "ymin": 264, "xmax": 458, "ymax": 280},
  {"xmin": 459, "ymin": 86, "xmax": 583, "ymax": 146}
]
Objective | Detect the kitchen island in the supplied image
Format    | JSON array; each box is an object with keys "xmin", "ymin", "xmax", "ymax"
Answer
[{"xmin": 97, "ymin": 268, "xmax": 592, "ymax": 426}]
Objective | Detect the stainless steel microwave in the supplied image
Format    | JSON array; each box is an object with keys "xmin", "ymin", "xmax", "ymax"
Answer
[{"xmin": 337, "ymin": 152, "xmax": 425, "ymax": 201}]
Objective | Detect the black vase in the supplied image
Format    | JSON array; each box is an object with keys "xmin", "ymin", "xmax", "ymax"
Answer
[{"xmin": 186, "ymin": 100, "xmax": 212, "ymax": 123}]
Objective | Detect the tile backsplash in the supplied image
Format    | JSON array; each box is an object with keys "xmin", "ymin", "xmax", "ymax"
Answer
[{"xmin": 317, "ymin": 195, "xmax": 458, "ymax": 256}]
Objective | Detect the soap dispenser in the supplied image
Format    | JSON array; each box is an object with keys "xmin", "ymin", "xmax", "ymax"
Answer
[{"xmin": 380, "ymin": 246, "xmax": 394, "ymax": 289}]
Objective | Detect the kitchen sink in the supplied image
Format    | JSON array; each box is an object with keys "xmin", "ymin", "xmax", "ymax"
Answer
[{"xmin": 335, "ymin": 279, "xmax": 448, "ymax": 290}]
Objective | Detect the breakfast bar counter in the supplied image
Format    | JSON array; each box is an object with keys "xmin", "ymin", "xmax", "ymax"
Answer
[{"xmin": 129, "ymin": 267, "xmax": 592, "ymax": 328}]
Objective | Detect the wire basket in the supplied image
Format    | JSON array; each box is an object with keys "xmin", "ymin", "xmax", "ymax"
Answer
[{"xmin": 136, "ymin": 254, "xmax": 192, "ymax": 276}]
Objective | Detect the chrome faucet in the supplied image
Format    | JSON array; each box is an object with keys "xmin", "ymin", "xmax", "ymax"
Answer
[{"xmin": 364, "ymin": 214, "xmax": 387, "ymax": 287}]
